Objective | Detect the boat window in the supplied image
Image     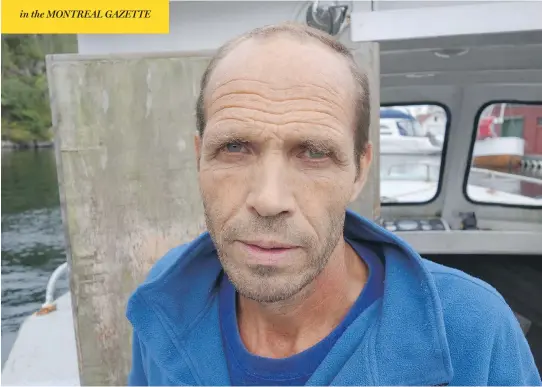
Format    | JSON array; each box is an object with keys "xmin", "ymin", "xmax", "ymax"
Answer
[
  {"xmin": 465, "ymin": 102, "xmax": 542, "ymax": 207},
  {"xmin": 380, "ymin": 104, "xmax": 448, "ymax": 205}
]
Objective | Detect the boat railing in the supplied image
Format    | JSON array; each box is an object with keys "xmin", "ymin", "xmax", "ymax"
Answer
[
  {"xmin": 520, "ymin": 158, "xmax": 542, "ymax": 171},
  {"xmin": 35, "ymin": 261, "xmax": 69, "ymax": 316},
  {"xmin": 470, "ymin": 167, "xmax": 542, "ymax": 186}
]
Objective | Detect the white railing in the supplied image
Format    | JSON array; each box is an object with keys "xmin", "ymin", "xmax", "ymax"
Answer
[
  {"xmin": 470, "ymin": 167, "xmax": 542, "ymax": 186},
  {"xmin": 383, "ymin": 162, "xmax": 542, "ymax": 186},
  {"xmin": 36, "ymin": 262, "xmax": 69, "ymax": 315}
]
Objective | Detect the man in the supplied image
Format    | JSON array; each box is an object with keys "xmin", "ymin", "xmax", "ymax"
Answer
[{"xmin": 126, "ymin": 23, "xmax": 540, "ymax": 386}]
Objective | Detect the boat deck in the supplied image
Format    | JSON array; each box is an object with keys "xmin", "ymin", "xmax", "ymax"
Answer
[{"xmin": 1, "ymin": 292, "xmax": 80, "ymax": 386}]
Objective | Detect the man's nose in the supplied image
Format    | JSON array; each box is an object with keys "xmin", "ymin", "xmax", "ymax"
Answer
[{"xmin": 245, "ymin": 156, "xmax": 295, "ymax": 217}]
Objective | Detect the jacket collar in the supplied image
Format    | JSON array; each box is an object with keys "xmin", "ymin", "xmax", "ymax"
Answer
[{"xmin": 127, "ymin": 209, "xmax": 453, "ymax": 385}]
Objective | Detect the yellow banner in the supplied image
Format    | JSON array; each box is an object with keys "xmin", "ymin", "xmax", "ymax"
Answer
[{"xmin": 1, "ymin": 0, "xmax": 169, "ymax": 34}]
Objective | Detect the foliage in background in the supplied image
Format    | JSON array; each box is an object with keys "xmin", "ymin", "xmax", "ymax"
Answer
[{"xmin": 1, "ymin": 34, "xmax": 77, "ymax": 144}]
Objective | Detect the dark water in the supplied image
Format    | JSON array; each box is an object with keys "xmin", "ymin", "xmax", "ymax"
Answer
[{"xmin": 1, "ymin": 149, "xmax": 69, "ymax": 368}]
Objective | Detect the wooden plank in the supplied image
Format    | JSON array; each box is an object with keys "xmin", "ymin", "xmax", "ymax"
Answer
[{"xmin": 46, "ymin": 53, "xmax": 211, "ymax": 385}]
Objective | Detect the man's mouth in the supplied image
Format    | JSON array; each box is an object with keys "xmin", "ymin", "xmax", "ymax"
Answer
[
  {"xmin": 237, "ymin": 240, "xmax": 300, "ymax": 264},
  {"xmin": 241, "ymin": 240, "xmax": 298, "ymax": 250}
]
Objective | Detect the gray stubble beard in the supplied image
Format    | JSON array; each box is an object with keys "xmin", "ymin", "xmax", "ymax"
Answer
[{"xmin": 202, "ymin": 201, "xmax": 346, "ymax": 304}]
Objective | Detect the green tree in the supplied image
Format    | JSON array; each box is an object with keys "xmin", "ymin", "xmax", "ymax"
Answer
[{"xmin": 1, "ymin": 34, "xmax": 77, "ymax": 144}]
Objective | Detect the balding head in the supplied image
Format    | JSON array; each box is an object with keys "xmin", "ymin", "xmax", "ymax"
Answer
[{"xmin": 196, "ymin": 22, "xmax": 370, "ymax": 168}]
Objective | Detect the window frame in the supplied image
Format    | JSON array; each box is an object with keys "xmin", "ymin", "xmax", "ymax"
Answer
[
  {"xmin": 380, "ymin": 101, "xmax": 452, "ymax": 206},
  {"xmin": 463, "ymin": 100, "xmax": 542, "ymax": 209}
]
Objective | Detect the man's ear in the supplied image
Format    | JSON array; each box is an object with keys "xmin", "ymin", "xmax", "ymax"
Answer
[
  {"xmin": 194, "ymin": 133, "xmax": 202, "ymax": 171},
  {"xmin": 349, "ymin": 142, "xmax": 373, "ymax": 203}
]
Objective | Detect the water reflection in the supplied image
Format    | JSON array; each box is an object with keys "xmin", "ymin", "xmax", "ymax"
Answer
[{"xmin": 1, "ymin": 150, "xmax": 68, "ymax": 368}]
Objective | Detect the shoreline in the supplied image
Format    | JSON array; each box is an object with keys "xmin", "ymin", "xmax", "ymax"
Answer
[{"xmin": 2, "ymin": 141, "xmax": 54, "ymax": 150}]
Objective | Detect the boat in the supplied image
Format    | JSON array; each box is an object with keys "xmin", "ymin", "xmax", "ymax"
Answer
[
  {"xmin": 472, "ymin": 113, "xmax": 525, "ymax": 168},
  {"xmin": 3, "ymin": 0, "xmax": 542, "ymax": 385},
  {"xmin": 380, "ymin": 108, "xmax": 443, "ymax": 154},
  {"xmin": 472, "ymin": 136, "xmax": 525, "ymax": 168},
  {"xmin": 415, "ymin": 109, "xmax": 447, "ymax": 148}
]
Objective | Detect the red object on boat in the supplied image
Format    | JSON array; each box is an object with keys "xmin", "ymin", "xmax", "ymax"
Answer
[{"xmin": 478, "ymin": 116, "xmax": 495, "ymax": 139}]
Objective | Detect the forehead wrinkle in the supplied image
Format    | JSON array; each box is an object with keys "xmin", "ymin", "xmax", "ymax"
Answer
[
  {"xmin": 209, "ymin": 106, "xmax": 348, "ymax": 132},
  {"xmin": 209, "ymin": 77, "xmax": 344, "ymax": 101},
  {"xmin": 208, "ymin": 84, "xmax": 351, "ymax": 126},
  {"xmin": 205, "ymin": 118, "xmax": 350, "ymax": 144},
  {"xmin": 209, "ymin": 100, "xmax": 348, "ymax": 122},
  {"xmin": 211, "ymin": 92, "xmax": 348, "ymax": 116}
]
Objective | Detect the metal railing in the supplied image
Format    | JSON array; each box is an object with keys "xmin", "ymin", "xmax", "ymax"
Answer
[
  {"xmin": 470, "ymin": 167, "xmax": 542, "ymax": 186},
  {"xmin": 35, "ymin": 262, "xmax": 69, "ymax": 315},
  {"xmin": 382, "ymin": 161, "xmax": 542, "ymax": 185}
]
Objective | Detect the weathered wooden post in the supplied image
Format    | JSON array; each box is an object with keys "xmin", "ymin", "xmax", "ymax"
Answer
[
  {"xmin": 46, "ymin": 44, "xmax": 379, "ymax": 385},
  {"xmin": 46, "ymin": 52, "xmax": 212, "ymax": 385}
]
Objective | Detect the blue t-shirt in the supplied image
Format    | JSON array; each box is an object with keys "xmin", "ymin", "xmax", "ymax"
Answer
[{"xmin": 218, "ymin": 238, "xmax": 385, "ymax": 386}]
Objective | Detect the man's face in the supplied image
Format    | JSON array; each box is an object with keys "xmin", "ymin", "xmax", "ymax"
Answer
[{"xmin": 195, "ymin": 36, "xmax": 371, "ymax": 303}]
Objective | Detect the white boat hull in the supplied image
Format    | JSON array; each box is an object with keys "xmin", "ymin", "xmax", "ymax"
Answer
[
  {"xmin": 380, "ymin": 136, "xmax": 442, "ymax": 155},
  {"xmin": 473, "ymin": 137, "xmax": 525, "ymax": 168}
]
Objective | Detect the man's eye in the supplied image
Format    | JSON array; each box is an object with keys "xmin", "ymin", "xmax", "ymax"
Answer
[
  {"xmin": 304, "ymin": 149, "xmax": 328, "ymax": 159},
  {"xmin": 225, "ymin": 142, "xmax": 245, "ymax": 153}
]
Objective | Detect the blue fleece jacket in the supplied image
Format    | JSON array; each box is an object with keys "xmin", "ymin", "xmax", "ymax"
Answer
[{"xmin": 126, "ymin": 209, "xmax": 541, "ymax": 386}]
